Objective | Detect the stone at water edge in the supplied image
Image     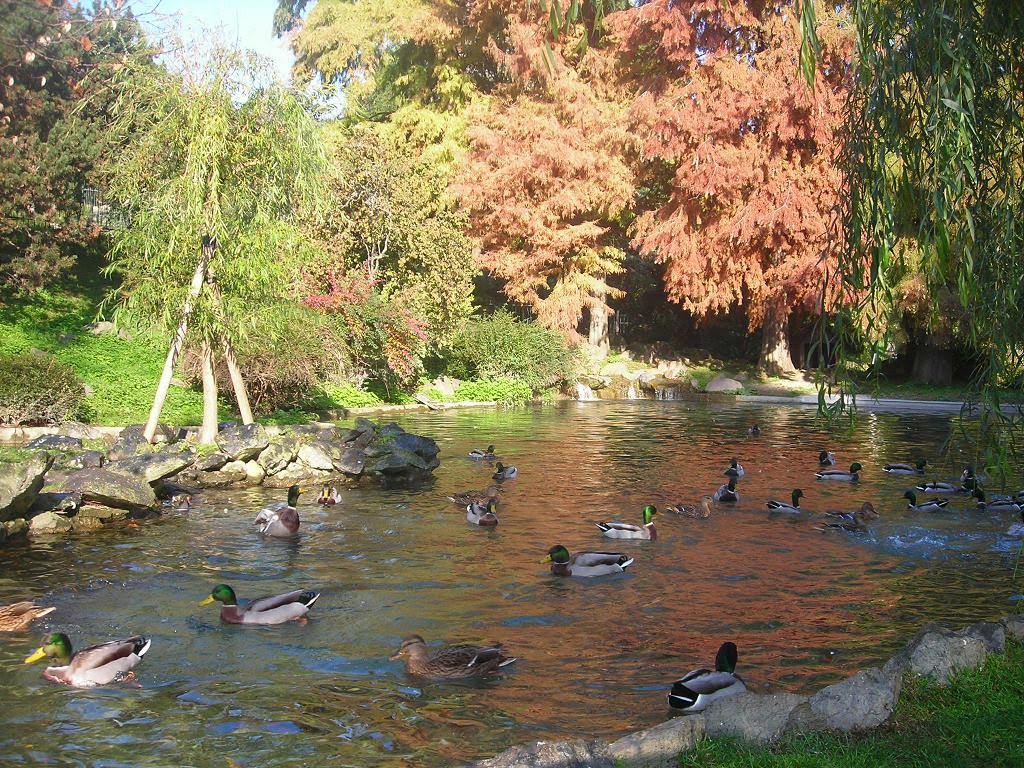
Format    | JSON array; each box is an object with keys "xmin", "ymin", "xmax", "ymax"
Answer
[
  {"xmin": 1002, "ymin": 615, "xmax": 1024, "ymax": 641},
  {"xmin": 193, "ymin": 452, "xmax": 229, "ymax": 472},
  {"xmin": 607, "ymin": 714, "xmax": 705, "ymax": 768},
  {"xmin": 53, "ymin": 467, "xmax": 157, "ymax": 512},
  {"xmin": 215, "ymin": 423, "xmax": 270, "ymax": 462},
  {"xmin": 883, "ymin": 622, "xmax": 1005, "ymax": 684},
  {"xmin": 471, "ymin": 739, "xmax": 613, "ymax": 768},
  {"xmin": 25, "ymin": 434, "xmax": 83, "ymax": 450},
  {"xmin": 333, "ymin": 446, "xmax": 367, "ymax": 477},
  {"xmin": 28, "ymin": 511, "xmax": 73, "ymax": 535},
  {"xmin": 296, "ymin": 442, "xmax": 335, "ymax": 472},
  {"xmin": 107, "ymin": 448, "xmax": 196, "ymax": 484},
  {"xmin": 257, "ymin": 440, "xmax": 298, "ymax": 475},
  {"xmin": 243, "ymin": 460, "xmax": 265, "ymax": 483},
  {"xmin": 702, "ymin": 691, "xmax": 808, "ymax": 744},
  {"xmin": 788, "ymin": 666, "xmax": 900, "ymax": 733},
  {"xmin": 109, "ymin": 423, "xmax": 178, "ymax": 459},
  {"xmin": 704, "ymin": 375, "xmax": 744, "ymax": 393},
  {"xmin": 0, "ymin": 453, "xmax": 54, "ymax": 522}
]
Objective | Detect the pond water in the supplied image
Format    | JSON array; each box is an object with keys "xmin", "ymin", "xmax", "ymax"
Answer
[{"xmin": 2, "ymin": 401, "xmax": 1022, "ymax": 766}]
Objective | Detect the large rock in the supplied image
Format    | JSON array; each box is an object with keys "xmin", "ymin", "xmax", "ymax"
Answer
[
  {"xmin": 55, "ymin": 467, "xmax": 157, "ymax": 511},
  {"xmin": 1002, "ymin": 615, "xmax": 1024, "ymax": 641},
  {"xmin": 30, "ymin": 491, "xmax": 82, "ymax": 515},
  {"xmin": 0, "ymin": 453, "xmax": 54, "ymax": 522},
  {"xmin": 884, "ymin": 622, "xmax": 1005, "ymax": 684},
  {"xmin": 607, "ymin": 715, "xmax": 705, "ymax": 768},
  {"xmin": 109, "ymin": 423, "xmax": 177, "ymax": 458},
  {"xmin": 334, "ymin": 446, "xmax": 367, "ymax": 477},
  {"xmin": 0, "ymin": 518, "xmax": 29, "ymax": 543},
  {"xmin": 789, "ymin": 666, "xmax": 900, "ymax": 733},
  {"xmin": 29, "ymin": 511, "xmax": 73, "ymax": 535},
  {"xmin": 61, "ymin": 450, "xmax": 105, "ymax": 470},
  {"xmin": 243, "ymin": 460, "xmax": 265, "ymax": 484},
  {"xmin": 257, "ymin": 440, "xmax": 298, "ymax": 475},
  {"xmin": 26, "ymin": 434, "xmax": 83, "ymax": 450},
  {"xmin": 263, "ymin": 462, "xmax": 330, "ymax": 488},
  {"xmin": 108, "ymin": 448, "xmax": 195, "ymax": 484},
  {"xmin": 390, "ymin": 432, "xmax": 440, "ymax": 462},
  {"xmin": 704, "ymin": 375, "xmax": 744, "ymax": 393},
  {"xmin": 194, "ymin": 452, "xmax": 230, "ymax": 472},
  {"xmin": 369, "ymin": 448, "xmax": 430, "ymax": 475},
  {"xmin": 297, "ymin": 442, "xmax": 335, "ymax": 471},
  {"xmin": 215, "ymin": 424, "xmax": 270, "ymax": 462},
  {"xmin": 702, "ymin": 691, "xmax": 807, "ymax": 744},
  {"xmin": 75, "ymin": 503, "xmax": 130, "ymax": 521},
  {"xmin": 472, "ymin": 740, "xmax": 612, "ymax": 768}
]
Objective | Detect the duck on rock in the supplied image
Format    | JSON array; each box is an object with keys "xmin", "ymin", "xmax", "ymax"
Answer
[
  {"xmin": 200, "ymin": 584, "xmax": 320, "ymax": 625},
  {"xmin": 255, "ymin": 484, "xmax": 302, "ymax": 537},
  {"xmin": 389, "ymin": 635, "xmax": 516, "ymax": 680},
  {"xmin": 596, "ymin": 505, "xmax": 658, "ymax": 540},
  {"xmin": 667, "ymin": 641, "xmax": 746, "ymax": 713},
  {"xmin": 24, "ymin": 632, "xmax": 151, "ymax": 687},
  {"xmin": 542, "ymin": 545, "xmax": 634, "ymax": 577},
  {"xmin": 816, "ymin": 462, "xmax": 862, "ymax": 481}
]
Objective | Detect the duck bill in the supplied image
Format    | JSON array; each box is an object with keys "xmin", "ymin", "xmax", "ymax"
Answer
[
  {"xmin": 539, "ymin": 555, "xmax": 552, "ymax": 564},
  {"xmin": 199, "ymin": 596, "xmax": 216, "ymax": 606},
  {"xmin": 24, "ymin": 647, "xmax": 47, "ymax": 664},
  {"xmin": 388, "ymin": 651, "xmax": 403, "ymax": 661}
]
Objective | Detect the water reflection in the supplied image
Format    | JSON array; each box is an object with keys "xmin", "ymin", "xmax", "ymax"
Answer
[{"xmin": 1, "ymin": 401, "xmax": 1021, "ymax": 765}]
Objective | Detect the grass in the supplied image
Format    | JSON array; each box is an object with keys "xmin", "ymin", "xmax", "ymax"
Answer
[{"xmin": 679, "ymin": 640, "xmax": 1024, "ymax": 767}]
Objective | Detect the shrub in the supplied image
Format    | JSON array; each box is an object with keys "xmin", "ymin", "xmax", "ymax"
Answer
[
  {"xmin": 452, "ymin": 378, "xmax": 532, "ymax": 404},
  {"xmin": 447, "ymin": 310, "xmax": 579, "ymax": 392},
  {"xmin": 306, "ymin": 381, "xmax": 384, "ymax": 410},
  {"xmin": 0, "ymin": 352, "xmax": 86, "ymax": 425}
]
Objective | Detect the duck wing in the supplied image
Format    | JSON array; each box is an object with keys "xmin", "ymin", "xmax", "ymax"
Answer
[
  {"xmin": 244, "ymin": 590, "xmax": 320, "ymax": 622},
  {"xmin": 66, "ymin": 636, "xmax": 151, "ymax": 686},
  {"xmin": 596, "ymin": 521, "xmax": 642, "ymax": 533},
  {"xmin": 669, "ymin": 670, "xmax": 746, "ymax": 710}
]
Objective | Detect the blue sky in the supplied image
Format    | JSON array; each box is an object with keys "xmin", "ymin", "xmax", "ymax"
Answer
[{"xmin": 127, "ymin": 0, "xmax": 296, "ymax": 82}]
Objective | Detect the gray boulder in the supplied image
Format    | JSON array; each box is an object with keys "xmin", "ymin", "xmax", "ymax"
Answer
[
  {"xmin": 297, "ymin": 442, "xmax": 335, "ymax": 471},
  {"xmin": 263, "ymin": 462, "xmax": 330, "ymax": 488},
  {"xmin": 74, "ymin": 503, "xmax": 130, "ymax": 522},
  {"xmin": 243, "ymin": 460, "xmax": 265, "ymax": 484},
  {"xmin": 369, "ymin": 448, "xmax": 430, "ymax": 475},
  {"xmin": 1002, "ymin": 615, "xmax": 1024, "ymax": 641},
  {"xmin": 257, "ymin": 440, "xmax": 298, "ymax": 475},
  {"xmin": 216, "ymin": 424, "xmax": 270, "ymax": 462},
  {"xmin": 704, "ymin": 375, "xmax": 744, "ymax": 393},
  {"xmin": 30, "ymin": 491, "xmax": 82, "ymax": 515},
  {"xmin": 334, "ymin": 446, "xmax": 367, "ymax": 477},
  {"xmin": 884, "ymin": 622, "xmax": 1005, "ymax": 684},
  {"xmin": 353, "ymin": 417, "xmax": 376, "ymax": 435},
  {"xmin": 62, "ymin": 450, "xmax": 105, "ymax": 470},
  {"xmin": 607, "ymin": 714, "xmax": 705, "ymax": 768},
  {"xmin": 26, "ymin": 434, "xmax": 83, "ymax": 450},
  {"xmin": 55, "ymin": 467, "xmax": 157, "ymax": 511},
  {"xmin": 108, "ymin": 448, "xmax": 195, "ymax": 484},
  {"xmin": 390, "ymin": 432, "xmax": 440, "ymax": 462},
  {"xmin": 29, "ymin": 511, "xmax": 73, "ymax": 535},
  {"xmin": 109, "ymin": 423, "xmax": 177, "ymax": 458},
  {"xmin": 194, "ymin": 452, "xmax": 230, "ymax": 472},
  {"xmin": 702, "ymin": 691, "xmax": 807, "ymax": 743},
  {"xmin": 472, "ymin": 739, "xmax": 612, "ymax": 768},
  {"xmin": 789, "ymin": 666, "xmax": 900, "ymax": 733},
  {"xmin": 0, "ymin": 453, "xmax": 54, "ymax": 522}
]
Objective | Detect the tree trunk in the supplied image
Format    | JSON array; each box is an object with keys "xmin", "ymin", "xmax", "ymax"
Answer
[
  {"xmin": 912, "ymin": 343, "xmax": 953, "ymax": 385},
  {"xmin": 143, "ymin": 236, "xmax": 215, "ymax": 443},
  {"xmin": 759, "ymin": 305, "xmax": 797, "ymax": 376},
  {"xmin": 197, "ymin": 340, "xmax": 219, "ymax": 444},
  {"xmin": 221, "ymin": 335, "xmax": 254, "ymax": 424},
  {"xmin": 588, "ymin": 300, "xmax": 610, "ymax": 355}
]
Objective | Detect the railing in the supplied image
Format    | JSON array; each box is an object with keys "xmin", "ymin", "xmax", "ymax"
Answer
[{"xmin": 82, "ymin": 187, "xmax": 125, "ymax": 230}]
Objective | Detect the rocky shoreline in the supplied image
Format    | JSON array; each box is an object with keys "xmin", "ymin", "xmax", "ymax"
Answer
[
  {"xmin": 473, "ymin": 616, "xmax": 1024, "ymax": 767},
  {"xmin": 0, "ymin": 418, "xmax": 440, "ymax": 541}
]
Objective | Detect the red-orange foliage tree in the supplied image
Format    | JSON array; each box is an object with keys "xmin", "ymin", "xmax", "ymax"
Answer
[
  {"xmin": 610, "ymin": 1, "xmax": 853, "ymax": 373},
  {"xmin": 453, "ymin": 5, "xmax": 635, "ymax": 348}
]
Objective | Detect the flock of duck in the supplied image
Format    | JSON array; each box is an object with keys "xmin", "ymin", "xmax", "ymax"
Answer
[{"xmin": 6, "ymin": 429, "xmax": 1024, "ymax": 714}]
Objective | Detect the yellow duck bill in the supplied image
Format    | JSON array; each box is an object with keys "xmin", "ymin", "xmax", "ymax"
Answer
[{"xmin": 24, "ymin": 647, "xmax": 47, "ymax": 664}]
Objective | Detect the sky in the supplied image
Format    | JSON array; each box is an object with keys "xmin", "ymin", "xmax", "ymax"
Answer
[{"xmin": 127, "ymin": 0, "xmax": 296, "ymax": 82}]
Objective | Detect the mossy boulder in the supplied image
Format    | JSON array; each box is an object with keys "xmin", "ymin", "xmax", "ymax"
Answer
[{"xmin": 0, "ymin": 453, "xmax": 54, "ymax": 522}]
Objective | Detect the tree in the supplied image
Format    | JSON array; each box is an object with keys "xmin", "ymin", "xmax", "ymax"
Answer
[
  {"xmin": 611, "ymin": 1, "xmax": 853, "ymax": 374},
  {"xmin": 0, "ymin": 0, "xmax": 141, "ymax": 292},
  {"xmin": 103, "ymin": 46, "xmax": 327, "ymax": 442}
]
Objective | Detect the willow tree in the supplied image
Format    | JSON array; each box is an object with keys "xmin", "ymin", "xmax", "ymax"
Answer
[{"xmin": 103, "ymin": 47, "xmax": 326, "ymax": 443}]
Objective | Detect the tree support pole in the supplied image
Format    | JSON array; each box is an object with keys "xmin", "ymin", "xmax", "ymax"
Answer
[
  {"xmin": 205, "ymin": 272, "xmax": 254, "ymax": 425},
  {"xmin": 198, "ymin": 338, "xmax": 219, "ymax": 444},
  {"xmin": 143, "ymin": 236, "xmax": 215, "ymax": 443}
]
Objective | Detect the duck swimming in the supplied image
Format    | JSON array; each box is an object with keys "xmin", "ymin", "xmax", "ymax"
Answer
[
  {"xmin": 767, "ymin": 488, "xmax": 805, "ymax": 514},
  {"xmin": 819, "ymin": 502, "xmax": 879, "ymax": 532},
  {"xmin": 24, "ymin": 632, "xmax": 150, "ymax": 687},
  {"xmin": 915, "ymin": 480, "xmax": 970, "ymax": 494},
  {"xmin": 466, "ymin": 499, "xmax": 499, "ymax": 526},
  {"xmin": 0, "ymin": 601, "xmax": 55, "ymax": 633},
  {"xmin": 448, "ymin": 486, "xmax": 499, "ymax": 507},
  {"xmin": 667, "ymin": 641, "xmax": 746, "ymax": 713},
  {"xmin": 492, "ymin": 463, "xmax": 518, "ymax": 481},
  {"xmin": 200, "ymin": 584, "xmax": 320, "ymax": 625},
  {"xmin": 903, "ymin": 490, "xmax": 949, "ymax": 512},
  {"xmin": 596, "ymin": 505, "xmax": 658, "ymax": 540},
  {"xmin": 972, "ymin": 489, "xmax": 1024, "ymax": 513},
  {"xmin": 818, "ymin": 450, "xmax": 837, "ymax": 466},
  {"xmin": 468, "ymin": 445, "xmax": 497, "ymax": 460},
  {"xmin": 713, "ymin": 479, "xmax": 739, "ymax": 502},
  {"xmin": 255, "ymin": 484, "xmax": 301, "ymax": 537},
  {"xmin": 816, "ymin": 462, "xmax": 862, "ymax": 481},
  {"xmin": 389, "ymin": 635, "xmax": 516, "ymax": 680},
  {"xmin": 724, "ymin": 458, "xmax": 745, "ymax": 477},
  {"xmin": 542, "ymin": 545, "xmax": 634, "ymax": 577},
  {"xmin": 317, "ymin": 485, "xmax": 341, "ymax": 505},
  {"xmin": 666, "ymin": 497, "xmax": 714, "ymax": 518},
  {"xmin": 883, "ymin": 459, "xmax": 927, "ymax": 475}
]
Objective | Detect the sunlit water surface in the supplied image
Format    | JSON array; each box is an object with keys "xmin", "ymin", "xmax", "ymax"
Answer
[{"xmin": 2, "ymin": 402, "xmax": 1022, "ymax": 766}]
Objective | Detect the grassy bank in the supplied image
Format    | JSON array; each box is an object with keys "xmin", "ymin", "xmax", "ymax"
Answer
[{"xmin": 679, "ymin": 640, "xmax": 1024, "ymax": 767}]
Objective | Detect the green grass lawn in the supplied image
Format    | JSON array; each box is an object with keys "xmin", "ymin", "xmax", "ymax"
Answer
[{"xmin": 679, "ymin": 640, "xmax": 1024, "ymax": 767}]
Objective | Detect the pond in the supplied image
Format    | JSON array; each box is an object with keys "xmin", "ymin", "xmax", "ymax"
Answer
[{"xmin": 1, "ymin": 401, "xmax": 1022, "ymax": 766}]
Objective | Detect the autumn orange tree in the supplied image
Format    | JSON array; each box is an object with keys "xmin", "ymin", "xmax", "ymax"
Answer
[{"xmin": 611, "ymin": 0, "xmax": 853, "ymax": 373}]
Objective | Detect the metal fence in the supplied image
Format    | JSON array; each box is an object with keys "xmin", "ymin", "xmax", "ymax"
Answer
[{"xmin": 82, "ymin": 187, "xmax": 125, "ymax": 230}]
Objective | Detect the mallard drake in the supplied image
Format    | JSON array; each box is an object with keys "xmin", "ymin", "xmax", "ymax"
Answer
[
  {"xmin": 317, "ymin": 485, "xmax": 341, "ymax": 505},
  {"xmin": 162, "ymin": 493, "xmax": 193, "ymax": 511},
  {"xmin": 819, "ymin": 502, "xmax": 879, "ymax": 532},
  {"xmin": 915, "ymin": 480, "xmax": 970, "ymax": 494},
  {"xmin": 818, "ymin": 450, "xmax": 837, "ymax": 466},
  {"xmin": 389, "ymin": 634, "xmax": 516, "ymax": 680},
  {"xmin": 666, "ymin": 497, "xmax": 714, "ymax": 518},
  {"xmin": 467, "ymin": 499, "xmax": 499, "ymax": 526},
  {"xmin": 469, "ymin": 445, "xmax": 497, "ymax": 460},
  {"xmin": 816, "ymin": 462, "xmax": 862, "ymax": 481},
  {"xmin": 24, "ymin": 632, "xmax": 150, "ymax": 687},
  {"xmin": 542, "ymin": 545, "xmax": 634, "ymax": 577},
  {"xmin": 492, "ymin": 463, "xmax": 518, "ymax": 480},
  {"xmin": 724, "ymin": 458, "xmax": 746, "ymax": 477},
  {"xmin": 748, "ymin": 424, "xmax": 761, "ymax": 436},
  {"xmin": 596, "ymin": 505, "xmax": 658, "ymax": 540},
  {"xmin": 883, "ymin": 459, "xmax": 927, "ymax": 475},
  {"xmin": 199, "ymin": 584, "xmax": 319, "ymax": 625},
  {"xmin": 448, "ymin": 486, "xmax": 500, "ymax": 507},
  {"xmin": 766, "ymin": 488, "xmax": 804, "ymax": 514},
  {"xmin": 667, "ymin": 641, "xmax": 746, "ymax": 712},
  {"xmin": 713, "ymin": 479, "xmax": 739, "ymax": 502},
  {"xmin": 972, "ymin": 489, "xmax": 1023, "ymax": 513},
  {"xmin": 254, "ymin": 485, "xmax": 301, "ymax": 537},
  {"xmin": 903, "ymin": 490, "xmax": 949, "ymax": 512},
  {"xmin": 0, "ymin": 601, "xmax": 55, "ymax": 632},
  {"xmin": 961, "ymin": 465, "xmax": 987, "ymax": 483}
]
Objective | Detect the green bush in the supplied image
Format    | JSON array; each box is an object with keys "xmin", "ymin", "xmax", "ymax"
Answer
[
  {"xmin": 452, "ymin": 378, "xmax": 533, "ymax": 404},
  {"xmin": 0, "ymin": 352, "xmax": 86, "ymax": 425},
  {"xmin": 306, "ymin": 381, "xmax": 385, "ymax": 410},
  {"xmin": 447, "ymin": 310, "xmax": 579, "ymax": 392}
]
